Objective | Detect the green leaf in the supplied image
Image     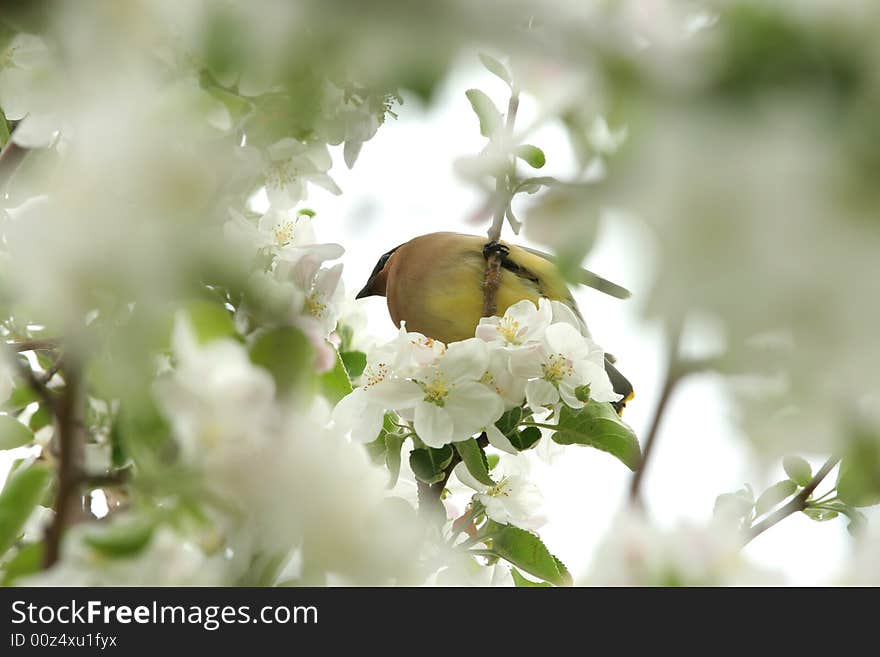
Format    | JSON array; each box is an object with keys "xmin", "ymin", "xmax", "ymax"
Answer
[
  {"xmin": 465, "ymin": 89, "xmax": 503, "ymax": 139},
  {"xmin": 713, "ymin": 489, "xmax": 754, "ymax": 522},
  {"xmin": 511, "ymin": 568, "xmax": 552, "ymax": 587},
  {"xmin": 5, "ymin": 385, "xmax": 40, "ymax": 411},
  {"xmin": 1, "ymin": 542, "xmax": 43, "ymax": 585},
  {"xmin": 28, "ymin": 405, "xmax": 52, "ymax": 433},
  {"xmin": 84, "ymin": 517, "xmax": 155, "ymax": 558},
  {"xmin": 516, "ymin": 176, "xmax": 559, "ymax": 194},
  {"xmin": 837, "ymin": 455, "xmax": 880, "ymax": 508},
  {"xmin": 409, "ymin": 446, "xmax": 453, "ymax": 485},
  {"xmin": 755, "ymin": 480, "xmax": 798, "ymax": 516},
  {"xmin": 455, "ymin": 439, "xmax": 495, "ymax": 487},
  {"xmin": 490, "ymin": 524, "xmax": 571, "ymax": 586},
  {"xmin": 364, "ymin": 413, "xmax": 399, "ymax": 465},
  {"xmin": 185, "ymin": 299, "xmax": 237, "ymax": 344},
  {"xmin": 509, "ymin": 426, "xmax": 541, "ymax": 451},
  {"xmin": 551, "ymin": 401, "xmax": 641, "ymax": 470},
  {"xmin": 803, "ymin": 508, "xmax": 838, "ymax": 522},
  {"xmin": 0, "ymin": 414, "xmax": 34, "ymax": 450},
  {"xmin": 783, "ymin": 456, "xmax": 812, "ymax": 487},
  {"xmin": 319, "ymin": 350, "xmax": 353, "ymax": 404},
  {"xmin": 364, "ymin": 433, "xmax": 387, "ymax": 465},
  {"xmin": 0, "ymin": 464, "xmax": 51, "ymax": 557},
  {"xmin": 515, "ymin": 144, "xmax": 546, "ymax": 169},
  {"xmin": 0, "ymin": 105, "xmax": 9, "ymax": 147},
  {"xmin": 495, "ymin": 407, "xmax": 540, "ymax": 451},
  {"xmin": 495, "ymin": 407, "xmax": 523, "ymax": 436},
  {"xmin": 486, "ymin": 453, "xmax": 500, "ymax": 471},
  {"xmin": 384, "ymin": 432, "xmax": 404, "ymax": 489},
  {"xmin": 478, "ymin": 53, "xmax": 512, "ymax": 86},
  {"xmin": 340, "ymin": 351, "xmax": 367, "ymax": 379},
  {"xmin": 199, "ymin": 70, "xmax": 253, "ymax": 124},
  {"xmin": 249, "ymin": 327, "xmax": 314, "ymax": 397}
]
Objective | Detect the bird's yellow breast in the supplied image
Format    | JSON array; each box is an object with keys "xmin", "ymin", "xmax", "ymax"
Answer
[{"xmin": 385, "ymin": 232, "xmax": 576, "ymax": 344}]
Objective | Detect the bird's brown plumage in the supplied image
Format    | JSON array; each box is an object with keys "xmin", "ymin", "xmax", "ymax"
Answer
[{"xmin": 357, "ymin": 231, "xmax": 635, "ymax": 412}]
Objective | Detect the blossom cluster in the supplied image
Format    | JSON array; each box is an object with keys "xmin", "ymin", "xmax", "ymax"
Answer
[
  {"xmin": 225, "ymin": 208, "xmax": 346, "ymax": 370},
  {"xmin": 333, "ymin": 298, "xmax": 621, "ymax": 449}
]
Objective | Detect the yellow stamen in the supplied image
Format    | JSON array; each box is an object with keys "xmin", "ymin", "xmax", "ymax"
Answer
[
  {"xmin": 305, "ymin": 291, "xmax": 327, "ymax": 318},
  {"xmin": 271, "ymin": 220, "xmax": 296, "ymax": 247},
  {"xmin": 497, "ymin": 317, "xmax": 522, "ymax": 345},
  {"xmin": 542, "ymin": 353, "xmax": 574, "ymax": 383},
  {"xmin": 420, "ymin": 371, "xmax": 450, "ymax": 406}
]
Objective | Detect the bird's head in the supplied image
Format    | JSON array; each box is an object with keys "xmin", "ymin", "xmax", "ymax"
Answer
[{"xmin": 355, "ymin": 245, "xmax": 400, "ymax": 299}]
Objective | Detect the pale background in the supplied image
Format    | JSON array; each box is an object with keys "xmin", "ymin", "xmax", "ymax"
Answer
[
  {"xmin": 0, "ymin": 59, "xmax": 853, "ymax": 585},
  {"xmin": 307, "ymin": 60, "xmax": 851, "ymax": 584}
]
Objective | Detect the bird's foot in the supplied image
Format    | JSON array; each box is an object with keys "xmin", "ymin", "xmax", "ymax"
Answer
[{"xmin": 482, "ymin": 241, "xmax": 510, "ymax": 260}]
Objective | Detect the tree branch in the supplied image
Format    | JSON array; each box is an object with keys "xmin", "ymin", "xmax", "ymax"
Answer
[
  {"xmin": 9, "ymin": 350, "xmax": 59, "ymax": 415},
  {"xmin": 42, "ymin": 362, "xmax": 82, "ymax": 568},
  {"xmin": 628, "ymin": 325, "xmax": 684, "ymax": 504},
  {"xmin": 742, "ymin": 456, "xmax": 840, "ymax": 545},
  {"xmin": 482, "ymin": 88, "xmax": 520, "ymax": 318},
  {"xmin": 5, "ymin": 338, "xmax": 61, "ymax": 352}
]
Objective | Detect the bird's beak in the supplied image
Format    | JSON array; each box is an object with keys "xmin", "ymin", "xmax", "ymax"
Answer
[{"xmin": 355, "ymin": 280, "xmax": 374, "ymax": 299}]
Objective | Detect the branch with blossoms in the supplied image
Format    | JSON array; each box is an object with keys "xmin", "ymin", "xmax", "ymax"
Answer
[{"xmin": 333, "ymin": 298, "xmax": 639, "ymax": 585}]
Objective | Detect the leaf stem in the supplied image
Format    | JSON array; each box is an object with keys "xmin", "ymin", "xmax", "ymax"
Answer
[
  {"xmin": 742, "ymin": 456, "xmax": 840, "ymax": 545},
  {"xmin": 519, "ymin": 421, "xmax": 560, "ymax": 431}
]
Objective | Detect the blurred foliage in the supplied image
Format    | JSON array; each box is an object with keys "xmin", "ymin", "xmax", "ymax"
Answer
[{"xmin": 0, "ymin": 0, "xmax": 877, "ymax": 586}]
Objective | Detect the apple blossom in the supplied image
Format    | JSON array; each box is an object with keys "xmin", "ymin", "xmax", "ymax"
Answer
[{"xmin": 510, "ymin": 322, "xmax": 620, "ymax": 412}]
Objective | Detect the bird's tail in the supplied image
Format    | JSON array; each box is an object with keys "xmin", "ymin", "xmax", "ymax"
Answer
[{"xmin": 604, "ymin": 356, "xmax": 635, "ymax": 415}]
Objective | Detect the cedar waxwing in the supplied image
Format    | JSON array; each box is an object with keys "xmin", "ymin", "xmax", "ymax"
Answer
[{"xmin": 356, "ymin": 231, "xmax": 634, "ymax": 412}]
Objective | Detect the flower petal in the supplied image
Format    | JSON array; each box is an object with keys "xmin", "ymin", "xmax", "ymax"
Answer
[
  {"xmin": 442, "ymin": 339, "xmax": 489, "ymax": 383},
  {"xmin": 414, "ymin": 403, "xmax": 454, "ymax": 448},
  {"xmin": 486, "ymin": 423, "xmax": 518, "ymax": 454},
  {"xmin": 525, "ymin": 379, "xmax": 559, "ymax": 410},
  {"xmin": 453, "ymin": 462, "xmax": 486, "ymax": 493}
]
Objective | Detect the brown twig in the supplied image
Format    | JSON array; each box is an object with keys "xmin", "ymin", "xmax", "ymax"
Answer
[
  {"xmin": 9, "ymin": 352, "xmax": 59, "ymax": 415},
  {"xmin": 628, "ymin": 325, "xmax": 684, "ymax": 504},
  {"xmin": 481, "ymin": 89, "xmax": 520, "ymax": 319},
  {"xmin": 742, "ymin": 456, "xmax": 840, "ymax": 545},
  {"xmin": 5, "ymin": 338, "xmax": 61, "ymax": 352},
  {"xmin": 481, "ymin": 253, "xmax": 504, "ymax": 318},
  {"xmin": 78, "ymin": 470, "xmax": 130, "ymax": 489},
  {"xmin": 42, "ymin": 363, "xmax": 82, "ymax": 568},
  {"xmin": 0, "ymin": 138, "xmax": 27, "ymax": 186}
]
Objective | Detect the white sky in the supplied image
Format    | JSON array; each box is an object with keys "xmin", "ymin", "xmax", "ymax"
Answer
[{"xmin": 0, "ymin": 59, "xmax": 856, "ymax": 585}]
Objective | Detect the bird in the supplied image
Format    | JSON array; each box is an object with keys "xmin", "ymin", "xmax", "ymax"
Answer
[{"xmin": 355, "ymin": 231, "xmax": 634, "ymax": 413}]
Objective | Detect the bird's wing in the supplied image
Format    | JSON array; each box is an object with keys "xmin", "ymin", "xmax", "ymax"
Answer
[{"xmin": 517, "ymin": 245, "xmax": 631, "ymax": 300}]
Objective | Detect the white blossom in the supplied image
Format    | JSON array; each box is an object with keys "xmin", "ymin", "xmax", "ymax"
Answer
[
  {"xmin": 225, "ymin": 208, "xmax": 344, "ymax": 266},
  {"xmin": 476, "ymin": 298, "xmax": 553, "ymax": 348},
  {"xmin": 20, "ymin": 526, "xmax": 226, "ymax": 587},
  {"xmin": 279, "ymin": 258, "xmax": 346, "ymax": 338},
  {"xmin": 370, "ymin": 339, "xmax": 505, "ymax": 448},
  {"xmin": 585, "ymin": 508, "xmax": 779, "ymax": 586},
  {"xmin": 263, "ymin": 138, "xmax": 341, "ymax": 210},
  {"xmin": 453, "ymin": 457, "xmax": 545, "ymax": 530},
  {"xmin": 510, "ymin": 322, "xmax": 620, "ymax": 411},
  {"xmin": 153, "ymin": 314, "xmax": 277, "ymax": 465}
]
